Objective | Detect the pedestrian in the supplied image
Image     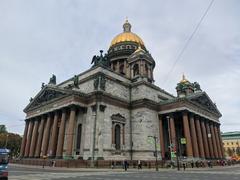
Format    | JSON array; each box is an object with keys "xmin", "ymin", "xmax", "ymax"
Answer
[
  {"xmin": 183, "ymin": 163, "xmax": 186, "ymax": 171},
  {"xmin": 53, "ymin": 160, "xmax": 56, "ymax": 167},
  {"xmin": 111, "ymin": 161, "xmax": 114, "ymax": 169},
  {"xmin": 191, "ymin": 161, "xmax": 194, "ymax": 168},
  {"xmin": 207, "ymin": 161, "xmax": 211, "ymax": 168},
  {"xmin": 195, "ymin": 161, "xmax": 199, "ymax": 168},
  {"xmin": 124, "ymin": 159, "xmax": 128, "ymax": 171},
  {"xmin": 138, "ymin": 160, "xmax": 142, "ymax": 169}
]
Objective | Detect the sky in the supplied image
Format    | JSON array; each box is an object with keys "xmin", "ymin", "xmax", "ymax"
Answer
[{"xmin": 0, "ymin": 0, "xmax": 239, "ymax": 135}]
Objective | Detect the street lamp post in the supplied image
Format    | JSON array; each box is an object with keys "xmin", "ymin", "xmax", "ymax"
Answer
[
  {"xmin": 148, "ymin": 135, "xmax": 159, "ymax": 171},
  {"xmin": 166, "ymin": 116, "xmax": 172, "ymax": 163},
  {"xmin": 176, "ymin": 136, "xmax": 181, "ymax": 171}
]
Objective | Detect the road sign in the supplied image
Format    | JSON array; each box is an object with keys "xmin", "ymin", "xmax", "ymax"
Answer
[
  {"xmin": 171, "ymin": 152, "xmax": 176, "ymax": 158},
  {"xmin": 181, "ymin": 138, "xmax": 186, "ymax": 144},
  {"xmin": 169, "ymin": 143, "xmax": 174, "ymax": 148},
  {"xmin": 147, "ymin": 136, "xmax": 155, "ymax": 145},
  {"xmin": 147, "ymin": 136, "xmax": 160, "ymax": 150}
]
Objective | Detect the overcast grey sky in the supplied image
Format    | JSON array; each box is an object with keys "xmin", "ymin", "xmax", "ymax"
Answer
[{"xmin": 0, "ymin": 0, "xmax": 239, "ymax": 135}]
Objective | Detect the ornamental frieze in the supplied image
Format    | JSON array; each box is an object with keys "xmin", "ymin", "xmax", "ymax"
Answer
[
  {"xmin": 191, "ymin": 95, "xmax": 219, "ymax": 115},
  {"xmin": 26, "ymin": 88, "xmax": 68, "ymax": 111}
]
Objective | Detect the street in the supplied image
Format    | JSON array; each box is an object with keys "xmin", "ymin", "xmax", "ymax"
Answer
[{"xmin": 8, "ymin": 164, "xmax": 240, "ymax": 180}]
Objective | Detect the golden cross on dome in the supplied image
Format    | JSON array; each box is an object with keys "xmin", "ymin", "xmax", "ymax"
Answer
[{"xmin": 180, "ymin": 73, "xmax": 188, "ymax": 83}]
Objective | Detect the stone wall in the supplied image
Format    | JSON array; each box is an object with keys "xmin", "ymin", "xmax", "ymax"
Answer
[
  {"xmin": 131, "ymin": 107, "xmax": 160, "ymax": 160},
  {"xmin": 131, "ymin": 83, "xmax": 173, "ymax": 103},
  {"xmin": 105, "ymin": 79, "xmax": 130, "ymax": 101},
  {"xmin": 99, "ymin": 103, "xmax": 130, "ymax": 160}
]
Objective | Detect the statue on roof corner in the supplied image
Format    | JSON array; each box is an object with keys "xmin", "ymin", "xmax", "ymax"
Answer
[
  {"xmin": 41, "ymin": 82, "xmax": 45, "ymax": 89},
  {"xmin": 73, "ymin": 75, "xmax": 79, "ymax": 88},
  {"xmin": 193, "ymin": 82, "xmax": 202, "ymax": 92},
  {"xmin": 91, "ymin": 50, "xmax": 110, "ymax": 68},
  {"xmin": 49, "ymin": 74, "xmax": 56, "ymax": 85}
]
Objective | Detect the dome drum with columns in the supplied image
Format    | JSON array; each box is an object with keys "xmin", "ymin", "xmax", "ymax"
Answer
[
  {"xmin": 19, "ymin": 20, "xmax": 224, "ymax": 166},
  {"xmin": 108, "ymin": 20, "xmax": 155, "ymax": 82}
]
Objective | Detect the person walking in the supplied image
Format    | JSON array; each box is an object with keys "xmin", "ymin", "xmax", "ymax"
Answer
[
  {"xmin": 138, "ymin": 160, "xmax": 142, "ymax": 169},
  {"xmin": 191, "ymin": 161, "xmax": 194, "ymax": 168},
  {"xmin": 207, "ymin": 160, "xmax": 211, "ymax": 168},
  {"xmin": 124, "ymin": 160, "xmax": 128, "ymax": 171},
  {"xmin": 183, "ymin": 163, "xmax": 186, "ymax": 171}
]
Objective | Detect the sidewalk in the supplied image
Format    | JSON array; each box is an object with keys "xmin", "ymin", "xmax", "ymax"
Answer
[
  {"xmin": 9, "ymin": 163, "xmax": 174, "ymax": 172},
  {"xmin": 10, "ymin": 163, "xmax": 240, "ymax": 172}
]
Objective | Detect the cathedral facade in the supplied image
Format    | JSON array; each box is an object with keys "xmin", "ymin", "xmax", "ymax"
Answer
[{"xmin": 20, "ymin": 20, "xmax": 224, "ymax": 162}]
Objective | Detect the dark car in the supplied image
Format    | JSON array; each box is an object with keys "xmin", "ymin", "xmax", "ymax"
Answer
[{"xmin": 0, "ymin": 149, "xmax": 9, "ymax": 180}]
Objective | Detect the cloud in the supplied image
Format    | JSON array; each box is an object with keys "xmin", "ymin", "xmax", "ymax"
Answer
[{"xmin": 0, "ymin": 0, "xmax": 239, "ymax": 134}]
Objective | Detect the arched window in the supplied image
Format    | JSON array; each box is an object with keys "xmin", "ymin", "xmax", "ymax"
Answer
[
  {"xmin": 145, "ymin": 64, "xmax": 149, "ymax": 77},
  {"xmin": 133, "ymin": 64, "xmax": 139, "ymax": 76},
  {"xmin": 113, "ymin": 64, "xmax": 116, "ymax": 71},
  {"xmin": 115, "ymin": 124, "xmax": 121, "ymax": 150},
  {"xmin": 119, "ymin": 64, "xmax": 125, "ymax": 75}
]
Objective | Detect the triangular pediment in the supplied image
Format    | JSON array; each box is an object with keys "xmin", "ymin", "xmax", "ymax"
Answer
[
  {"xmin": 187, "ymin": 92, "xmax": 221, "ymax": 117},
  {"xmin": 24, "ymin": 86, "xmax": 70, "ymax": 112}
]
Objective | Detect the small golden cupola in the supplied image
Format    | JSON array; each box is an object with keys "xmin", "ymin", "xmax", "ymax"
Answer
[{"xmin": 176, "ymin": 74, "xmax": 194, "ymax": 97}]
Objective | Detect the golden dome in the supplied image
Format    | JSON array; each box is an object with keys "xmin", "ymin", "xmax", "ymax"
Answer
[
  {"xmin": 110, "ymin": 20, "xmax": 145, "ymax": 48},
  {"xmin": 180, "ymin": 74, "xmax": 189, "ymax": 83}
]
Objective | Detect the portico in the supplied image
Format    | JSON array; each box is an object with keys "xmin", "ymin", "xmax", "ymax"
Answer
[{"xmin": 158, "ymin": 103, "xmax": 223, "ymax": 160}]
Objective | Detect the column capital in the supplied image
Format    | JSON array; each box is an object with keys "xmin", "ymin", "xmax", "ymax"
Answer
[
  {"xmin": 194, "ymin": 115, "xmax": 200, "ymax": 120},
  {"xmin": 53, "ymin": 110, "xmax": 61, "ymax": 116},
  {"xmin": 189, "ymin": 112, "xmax": 195, "ymax": 118},
  {"xmin": 166, "ymin": 113, "xmax": 174, "ymax": 119},
  {"xmin": 199, "ymin": 116, "xmax": 205, "ymax": 121},
  {"xmin": 158, "ymin": 114, "xmax": 163, "ymax": 120},
  {"xmin": 61, "ymin": 107, "xmax": 67, "ymax": 113},
  {"xmin": 182, "ymin": 110, "xmax": 189, "ymax": 116},
  {"xmin": 70, "ymin": 104, "xmax": 78, "ymax": 110}
]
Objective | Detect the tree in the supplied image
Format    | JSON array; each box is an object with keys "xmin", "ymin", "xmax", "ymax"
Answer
[
  {"xmin": 0, "ymin": 132, "xmax": 22, "ymax": 157},
  {"xmin": 0, "ymin": 125, "xmax": 7, "ymax": 133}
]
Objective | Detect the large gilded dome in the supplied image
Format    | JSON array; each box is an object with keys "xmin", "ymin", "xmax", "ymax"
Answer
[{"xmin": 110, "ymin": 20, "xmax": 145, "ymax": 48}]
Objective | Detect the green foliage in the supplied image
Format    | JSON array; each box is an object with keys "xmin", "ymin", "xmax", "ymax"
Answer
[
  {"xmin": 0, "ymin": 133, "xmax": 22, "ymax": 157},
  {"xmin": 0, "ymin": 125, "xmax": 7, "ymax": 133}
]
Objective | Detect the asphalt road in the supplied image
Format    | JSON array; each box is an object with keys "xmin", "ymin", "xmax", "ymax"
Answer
[{"xmin": 8, "ymin": 164, "xmax": 240, "ymax": 180}]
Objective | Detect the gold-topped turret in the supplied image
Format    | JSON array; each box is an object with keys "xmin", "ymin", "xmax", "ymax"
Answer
[{"xmin": 180, "ymin": 73, "xmax": 189, "ymax": 83}]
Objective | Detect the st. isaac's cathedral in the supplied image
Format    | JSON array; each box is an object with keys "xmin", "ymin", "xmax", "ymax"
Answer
[{"xmin": 20, "ymin": 20, "xmax": 224, "ymax": 163}]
